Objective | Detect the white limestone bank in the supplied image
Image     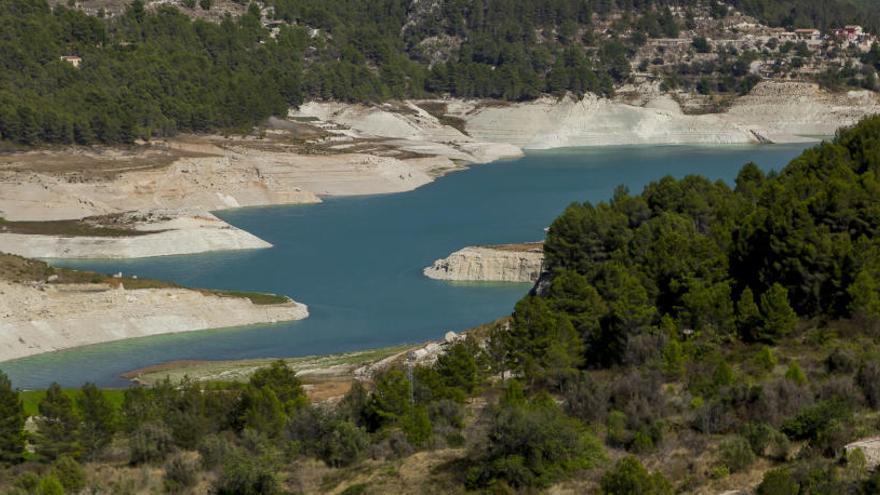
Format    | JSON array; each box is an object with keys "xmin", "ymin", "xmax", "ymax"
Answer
[
  {"xmin": 2, "ymin": 81, "xmax": 878, "ymax": 259},
  {"xmin": 0, "ymin": 281, "xmax": 308, "ymax": 362},
  {"xmin": 0, "ymin": 211, "xmax": 270, "ymax": 259},
  {"xmin": 424, "ymin": 243, "xmax": 544, "ymax": 283},
  {"xmin": 0, "ymin": 144, "xmax": 448, "ymax": 258},
  {"xmin": 455, "ymin": 82, "xmax": 880, "ymax": 148}
]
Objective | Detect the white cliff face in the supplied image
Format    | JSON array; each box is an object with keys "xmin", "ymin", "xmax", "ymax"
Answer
[
  {"xmin": 293, "ymin": 100, "xmax": 524, "ymax": 164},
  {"xmin": 454, "ymin": 82, "xmax": 880, "ymax": 148},
  {"xmin": 0, "ymin": 280, "xmax": 308, "ymax": 362},
  {"xmin": 423, "ymin": 244, "xmax": 544, "ymax": 283}
]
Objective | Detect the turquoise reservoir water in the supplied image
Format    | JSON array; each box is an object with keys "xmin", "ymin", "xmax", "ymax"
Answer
[{"xmin": 3, "ymin": 144, "xmax": 812, "ymax": 389}]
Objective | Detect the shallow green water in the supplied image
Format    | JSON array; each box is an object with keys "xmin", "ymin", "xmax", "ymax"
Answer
[{"xmin": 3, "ymin": 143, "xmax": 812, "ymax": 389}]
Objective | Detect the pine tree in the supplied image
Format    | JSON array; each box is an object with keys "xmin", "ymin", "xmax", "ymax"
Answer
[
  {"xmin": 77, "ymin": 383, "xmax": 116, "ymax": 459},
  {"xmin": 35, "ymin": 383, "xmax": 82, "ymax": 461},
  {"xmin": 848, "ymin": 270, "xmax": 880, "ymax": 320},
  {"xmin": 737, "ymin": 287, "xmax": 762, "ymax": 340},
  {"xmin": 249, "ymin": 360, "xmax": 308, "ymax": 413},
  {"xmin": 759, "ymin": 284, "xmax": 798, "ymax": 341},
  {"xmin": 0, "ymin": 370, "xmax": 26, "ymax": 465}
]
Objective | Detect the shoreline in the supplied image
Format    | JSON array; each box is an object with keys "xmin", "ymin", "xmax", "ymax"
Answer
[
  {"xmin": 2, "ymin": 82, "xmax": 875, "ymax": 260},
  {"xmin": 0, "ymin": 254, "xmax": 308, "ymax": 363},
  {"xmin": 1, "ymin": 82, "xmax": 877, "ymax": 366},
  {"xmin": 0, "ymin": 280, "xmax": 309, "ymax": 363}
]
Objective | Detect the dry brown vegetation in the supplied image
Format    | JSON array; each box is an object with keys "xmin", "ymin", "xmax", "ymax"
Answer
[
  {"xmin": 482, "ymin": 241, "xmax": 544, "ymax": 252},
  {"xmin": 0, "ymin": 215, "xmax": 148, "ymax": 237},
  {"xmin": 415, "ymin": 102, "xmax": 470, "ymax": 136},
  {"xmin": 0, "ymin": 143, "xmax": 211, "ymax": 180}
]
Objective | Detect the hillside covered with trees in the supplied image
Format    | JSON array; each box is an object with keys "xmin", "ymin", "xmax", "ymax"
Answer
[
  {"xmin": 728, "ymin": 0, "xmax": 880, "ymax": 32},
  {"xmin": 4, "ymin": 119, "xmax": 880, "ymax": 493},
  {"xmin": 2, "ymin": 0, "xmax": 878, "ymax": 147}
]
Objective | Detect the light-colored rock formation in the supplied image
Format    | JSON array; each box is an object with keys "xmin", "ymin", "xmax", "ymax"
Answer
[
  {"xmin": 0, "ymin": 211, "xmax": 269, "ymax": 259},
  {"xmin": 453, "ymin": 82, "xmax": 880, "ymax": 148},
  {"xmin": 293, "ymin": 101, "xmax": 524, "ymax": 164},
  {"xmin": 424, "ymin": 243, "xmax": 544, "ymax": 283},
  {"xmin": 0, "ymin": 280, "xmax": 308, "ymax": 362},
  {"xmin": 845, "ymin": 437, "xmax": 880, "ymax": 469},
  {"xmin": 0, "ymin": 142, "xmax": 452, "ymax": 258},
  {"xmin": 0, "ymin": 147, "xmax": 442, "ymax": 223}
]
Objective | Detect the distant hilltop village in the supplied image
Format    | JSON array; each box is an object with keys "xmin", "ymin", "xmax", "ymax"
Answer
[{"xmin": 741, "ymin": 24, "xmax": 876, "ymax": 53}]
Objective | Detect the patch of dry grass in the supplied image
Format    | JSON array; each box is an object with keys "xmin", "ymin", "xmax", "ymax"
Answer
[
  {"xmin": 416, "ymin": 102, "xmax": 470, "ymax": 136},
  {"xmin": 0, "ymin": 216, "xmax": 148, "ymax": 237}
]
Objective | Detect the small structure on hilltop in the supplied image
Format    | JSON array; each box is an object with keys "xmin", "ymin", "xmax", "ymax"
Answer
[
  {"xmin": 60, "ymin": 55, "xmax": 82, "ymax": 68},
  {"xmin": 795, "ymin": 28, "xmax": 821, "ymax": 41},
  {"xmin": 834, "ymin": 25, "xmax": 864, "ymax": 43},
  {"xmin": 832, "ymin": 25, "xmax": 876, "ymax": 52}
]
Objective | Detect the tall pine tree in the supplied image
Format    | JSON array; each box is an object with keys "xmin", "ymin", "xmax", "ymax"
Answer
[
  {"xmin": 35, "ymin": 383, "xmax": 82, "ymax": 461},
  {"xmin": 0, "ymin": 370, "xmax": 26, "ymax": 465},
  {"xmin": 77, "ymin": 383, "xmax": 116, "ymax": 459}
]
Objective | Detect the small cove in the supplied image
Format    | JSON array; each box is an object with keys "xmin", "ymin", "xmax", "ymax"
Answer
[{"xmin": 3, "ymin": 143, "xmax": 812, "ymax": 389}]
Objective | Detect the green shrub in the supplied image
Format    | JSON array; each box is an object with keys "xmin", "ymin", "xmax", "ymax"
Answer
[
  {"xmin": 35, "ymin": 475, "xmax": 64, "ymax": 495},
  {"xmin": 825, "ymin": 347, "xmax": 856, "ymax": 374},
  {"xmin": 782, "ymin": 401, "xmax": 851, "ymax": 441},
  {"xmin": 13, "ymin": 472, "xmax": 40, "ymax": 492},
  {"xmin": 340, "ymin": 484, "xmax": 369, "ymax": 495},
  {"xmin": 718, "ymin": 436, "xmax": 755, "ymax": 473},
  {"xmin": 692, "ymin": 37, "xmax": 711, "ymax": 53},
  {"xmin": 50, "ymin": 455, "xmax": 85, "ymax": 493},
  {"xmin": 129, "ymin": 421, "xmax": 174, "ymax": 465},
  {"xmin": 758, "ymin": 284, "xmax": 797, "ymax": 341},
  {"xmin": 466, "ymin": 399, "xmax": 603, "ymax": 489},
  {"xmin": 754, "ymin": 346, "xmax": 777, "ymax": 372},
  {"xmin": 599, "ymin": 456, "xmax": 673, "ymax": 495},
  {"xmin": 785, "ymin": 361, "xmax": 807, "ymax": 386},
  {"xmin": 606, "ymin": 410, "xmax": 629, "ymax": 447},
  {"xmin": 319, "ymin": 421, "xmax": 369, "ymax": 468},
  {"xmin": 402, "ymin": 406, "xmax": 433, "ymax": 447},
  {"xmin": 198, "ymin": 433, "xmax": 235, "ymax": 470},
  {"xmin": 741, "ymin": 422, "xmax": 773, "ymax": 456},
  {"xmin": 757, "ymin": 468, "xmax": 799, "ymax": 495},
  {"xmin": 214, "ymin": 451, "xmax": 280, "ymax": 495},
  {"xmin": 164, "ymin": 454, "xmax": 199, "ymax": 493},
  {"xmin": 661, "ymin": 339, "xmax": 685, "ymax": 378}
]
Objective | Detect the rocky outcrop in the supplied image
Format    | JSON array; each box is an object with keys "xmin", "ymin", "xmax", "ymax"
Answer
[
  {"xmin": 846, "ymin": 437, "xmax": 880, "ymax": 469},
  {"xmin": 293, "ymin": 101, "xmax": 524, "ymax": 165},
  {"xmin": 424, "ymin": 243, "xmax": 544, "ymax": 283},
  {"xmin": 0, "ymin": 280, "xmax": 308, "ymax": 362}
]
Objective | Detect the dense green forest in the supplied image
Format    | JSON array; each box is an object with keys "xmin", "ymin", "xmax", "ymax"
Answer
[
  {"xmin": 5, "ymin": 120, "xmax": 880, "ymax": 492},
  {"xmin": 727, "ymin": 0, "xmax": 880, "ymax": 32},
  {"xmin": 0, "ymin": 0, "xmax": 630, "ymax": 146},
  {"xmin": 3, "ymin": 0, "xmax": 876, "ymax": 146}
]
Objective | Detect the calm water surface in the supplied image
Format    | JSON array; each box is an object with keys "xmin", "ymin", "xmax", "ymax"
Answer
[{"xmin": 4, "ymin": 144, "xmax": 812, "ymax": 388}]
